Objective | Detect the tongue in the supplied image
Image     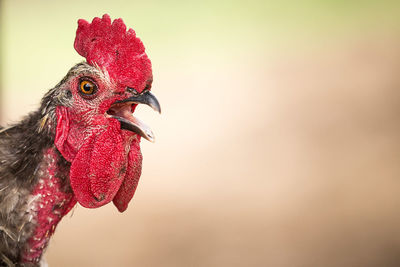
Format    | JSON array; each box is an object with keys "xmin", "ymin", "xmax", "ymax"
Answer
[{"xmin": 109, "ymin": 103, "xmax": 155, "ymax": 142}]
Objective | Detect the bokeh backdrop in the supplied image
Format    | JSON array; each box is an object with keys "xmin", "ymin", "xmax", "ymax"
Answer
[{"xmin": 1, "ymin": 0, "xmax": 400, "ymax": 266}]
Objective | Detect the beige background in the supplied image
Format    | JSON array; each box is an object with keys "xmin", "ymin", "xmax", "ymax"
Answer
[{"xmin": 1, "ymin": 0, "xmax": 400, "ymax": 266}]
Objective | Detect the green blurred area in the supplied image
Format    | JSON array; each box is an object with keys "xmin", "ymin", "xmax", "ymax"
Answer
[
  {"xmin": 1, "ymin": 0, "xmax": 399, "ymax": 73},
  {"xmin": 2, "ymin": 0, "xmax": 400, "ymax": 51},
  {"xmin": 1, "ymin": 0, "xmax": 399, "ymax": 60}
]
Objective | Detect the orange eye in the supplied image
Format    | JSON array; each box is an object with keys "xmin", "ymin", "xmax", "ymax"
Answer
[{"xmin": 79, "ymin": 80, "xmax": 97, "ymax": 95}]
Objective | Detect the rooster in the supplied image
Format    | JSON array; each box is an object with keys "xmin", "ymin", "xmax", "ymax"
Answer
[{"xmin": 0, "ymin": 14, "xmax": 160, "ymax": 266}]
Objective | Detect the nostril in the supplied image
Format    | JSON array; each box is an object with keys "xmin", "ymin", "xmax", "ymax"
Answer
[{"xmin": 126, "ymin": 87, "xmax": 138, "ymax": 96}]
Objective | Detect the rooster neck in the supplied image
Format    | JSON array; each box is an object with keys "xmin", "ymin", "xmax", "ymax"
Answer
[{"xmin": 21, "ymin": 147, "xmax": 76, "ymax": 265}]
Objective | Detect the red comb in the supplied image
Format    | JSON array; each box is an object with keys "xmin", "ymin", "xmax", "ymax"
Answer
[{"xmin": 74, "ymin": 14, "xmax": 152, "ymax": 92}]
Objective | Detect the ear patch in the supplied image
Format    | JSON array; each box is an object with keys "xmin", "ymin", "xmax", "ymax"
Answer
[{"xmin": 55, "ymin": 106, "xmax": 75, "ymax": 162}]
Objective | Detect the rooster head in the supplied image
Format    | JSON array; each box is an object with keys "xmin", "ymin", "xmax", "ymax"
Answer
[{"xmin": 52, "ymin": 14, "xmax": 160, "ymax": 212}]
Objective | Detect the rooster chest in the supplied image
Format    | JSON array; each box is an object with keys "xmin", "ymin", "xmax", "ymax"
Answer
[{"xmin": 21, "ymin": 148, "xmax": 76, "ymax": 264}]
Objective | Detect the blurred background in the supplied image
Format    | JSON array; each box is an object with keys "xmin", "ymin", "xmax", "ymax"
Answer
[{"xmin": 1, "ymin": 0, "xmax": 400, "ymax": 266}]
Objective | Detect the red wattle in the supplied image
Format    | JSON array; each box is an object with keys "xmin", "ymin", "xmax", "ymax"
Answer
[
  {"xmin": 113, "ymin": 139, "xmax": 142, "ymax": 212},
  {"xmin": 69, "ymin": 120, "xmax": 128, "ymax": 208}
]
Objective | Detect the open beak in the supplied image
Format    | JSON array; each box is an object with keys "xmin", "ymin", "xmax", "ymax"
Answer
[{"xmin": 107, "ymin": 91, "xmax": 161, "ymax": 142}]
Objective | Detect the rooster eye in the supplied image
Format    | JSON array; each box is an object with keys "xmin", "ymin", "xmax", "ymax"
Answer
[{"xmin": 79, "ymin": 80, "xmax": 97, "ymax": 96}]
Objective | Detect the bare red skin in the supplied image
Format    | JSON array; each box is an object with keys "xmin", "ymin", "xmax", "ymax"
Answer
[
  {"xmin": 22, "ymin": 148, "xmax": 77, "ymax": 263},
  {"xmin": 23, "ymin": 129, "xmax": 142, "ymax": 263}
]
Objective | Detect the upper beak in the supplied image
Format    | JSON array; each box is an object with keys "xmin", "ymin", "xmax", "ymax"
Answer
[{"xmin": 116, "ymin": 90, "xmax": 161, "ymax": 114}]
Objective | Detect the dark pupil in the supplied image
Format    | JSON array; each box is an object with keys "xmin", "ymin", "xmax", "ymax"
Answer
[{"xmin": 83, "ymin": 83, "xmax": 92, "ymax": 92}]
